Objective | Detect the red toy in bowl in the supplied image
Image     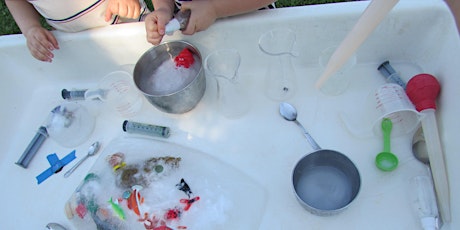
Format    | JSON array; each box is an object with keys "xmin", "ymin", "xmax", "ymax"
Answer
[{"xmin": 174, "ymin": 48, "xmax": 195, "ymax": 68}]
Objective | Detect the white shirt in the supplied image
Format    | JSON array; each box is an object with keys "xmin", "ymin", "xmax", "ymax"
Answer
[{"xmin": 28, "ymin": 0, "xmax": 148, "ymax": 32}]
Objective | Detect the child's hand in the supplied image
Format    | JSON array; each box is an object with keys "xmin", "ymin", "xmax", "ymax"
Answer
[
  {"xmin": 24, "ymin": 26, "xmax": 59, "ymax": 62},
  {"xmin": 180, "ymin": 1, "xmax": 217, "ymax": 35},
  {"xmin": 105, "ymin": 0, "xmax": 141, "ymax": 21},
  {"xmin": 145, "ymin": 9, "xmax": 173, "ymax": 45}
]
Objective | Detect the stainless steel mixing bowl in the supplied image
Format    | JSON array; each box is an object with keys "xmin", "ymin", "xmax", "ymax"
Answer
[{"xmin": 134, "ymin": 41, "xmax": 205, "ymax": 114}]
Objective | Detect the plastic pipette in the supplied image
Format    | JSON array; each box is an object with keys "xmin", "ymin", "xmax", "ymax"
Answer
[
  {"xmin": 406, "ymin": 74, "xmax": 451, "ymax": 223},
  {"xmin": 315, "ymin": 0, "xmax": 399, "ymax": 89}
]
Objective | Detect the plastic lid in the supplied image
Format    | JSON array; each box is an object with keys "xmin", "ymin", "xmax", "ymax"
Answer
[{"xmin": 406, "ymin": 74, "xmax": 440, "ymax": 111}]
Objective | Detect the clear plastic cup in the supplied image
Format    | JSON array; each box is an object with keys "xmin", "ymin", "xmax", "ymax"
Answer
[
  {"xmin": 259, "ymin": 28, "xmax": 297, "ymax": 101},
  {"xmin": 85, "ymin": 71, "xmax": 143, "ymax": 117},
  {"xmin": 205, "ymin": 49, "xmax": 250, "ymax": 118},
  {"xmin": 372, "ymin": 83, "xmax": 420, "ymax": 136},
  {"xmin": 340, "ymin": 83, "xmax": 420, "ymax": 138}
]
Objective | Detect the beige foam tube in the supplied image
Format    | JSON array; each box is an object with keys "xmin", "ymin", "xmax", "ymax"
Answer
[
  {"xmin": 421, "ymin": 109, "xmax": 451, "ymax": 223},
  {"xmin": 315, "ymin": 0, "xmax": 399, "ymax": 89}
]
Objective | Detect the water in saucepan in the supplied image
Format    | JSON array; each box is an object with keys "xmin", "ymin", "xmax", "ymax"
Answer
[{"xmin": 296, "ymin": 165, "xmax": 352, "ymax": 210}]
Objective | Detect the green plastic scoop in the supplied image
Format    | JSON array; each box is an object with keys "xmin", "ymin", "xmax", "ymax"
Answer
[{"xmin": 375, "ymin": 118, "xmax": 399, "ymax": 171}]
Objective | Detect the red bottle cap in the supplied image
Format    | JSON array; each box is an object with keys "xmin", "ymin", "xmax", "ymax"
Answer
[{"xmin": 406, "ymin": 74, "xmax": 440, "ymax": 111}]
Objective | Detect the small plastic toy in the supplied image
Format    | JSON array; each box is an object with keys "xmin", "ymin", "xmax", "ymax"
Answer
[
  {"xmin": 176, "ymin": 178, "xmax": 192, "ymax": 198},
  {"xmin": 108, "ymin": 197, "xmax": 126, "ymax": 220},
  {"xmin": 174, "ymin": 48, "xmax": 195, "ymax": 68}
]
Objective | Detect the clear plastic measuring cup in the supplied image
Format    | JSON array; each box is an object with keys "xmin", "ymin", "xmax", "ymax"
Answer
[
  {"xmin": 85, "ymin": 71, "xmax": 143, "ymax": 117},
  {"xmin": 372, "ymin": 83, "xmax": 420, "ymax": 136},
  {"xmin": 259, "ymin": 28, "xmax": 298, "ymax": 101},
  {"xmin": 205, "ymin": 49, "xmax": 250, "ymax": 118},
  {"xmin": 340, "ymin": 83, "xmax": 420, "ymax": 138}
]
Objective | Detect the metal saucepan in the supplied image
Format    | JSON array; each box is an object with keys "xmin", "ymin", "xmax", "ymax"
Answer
[
  {"xmin": 134, "ymin": 41, "xmax": 205, "ymax": 114},
  {"xmin": 280, "ymin": 102, "xmax": 361, "ymax": 216}
]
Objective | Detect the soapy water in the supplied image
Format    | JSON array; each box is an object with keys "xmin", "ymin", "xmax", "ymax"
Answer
[
  {"xmin": 145, "ymin": 55, "xmax": 201, "ymax": 95},
  {"xmin": 295, "ymin": 166, "xmax": 352, "ymax": 210}
]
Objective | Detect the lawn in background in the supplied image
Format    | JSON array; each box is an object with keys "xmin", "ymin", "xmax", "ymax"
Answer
[{"xmin": 0, "ymin": 0, "xmax": 353, "ymax": 35}]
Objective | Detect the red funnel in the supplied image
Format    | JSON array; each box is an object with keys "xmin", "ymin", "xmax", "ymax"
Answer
[{"xmin": 406, "ymin": 74, "xmax": 441, "ymax": 111}]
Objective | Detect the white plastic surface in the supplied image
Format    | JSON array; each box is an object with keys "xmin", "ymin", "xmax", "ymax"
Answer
[{"xmin": 1, "ymin": 0, "xmax": 459, "ymax": 229}]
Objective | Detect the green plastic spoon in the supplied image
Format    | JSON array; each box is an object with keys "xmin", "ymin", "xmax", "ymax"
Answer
[{"xmin": 375, "ymin": 118, "xmax": 399, "ymax": 171}]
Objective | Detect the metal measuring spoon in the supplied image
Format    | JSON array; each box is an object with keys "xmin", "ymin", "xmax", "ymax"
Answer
[
  {"xmin": 64, "ymin": 141, "xmax": 101, "ymax": 178},
  {"xmin": 279, "ymin": 102, "xmax": 321, "ymax": 150},
  {"xmin": 375, "ymin": 118, "xmax": 399, "ymax": 171}
]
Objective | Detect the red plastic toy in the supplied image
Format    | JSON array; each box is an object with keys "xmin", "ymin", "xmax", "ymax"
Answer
[{"xmin": 174, "ymin": 48, "xmax": 195, "ymax": 68}]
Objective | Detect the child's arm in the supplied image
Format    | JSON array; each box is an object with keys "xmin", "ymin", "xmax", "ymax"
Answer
[
  {"xmin": 5, "ymin": 0, "xmax": 42, "ymax": 34},
  {"xmin": 180, "ymin": 0, "xmax": 276, "ymax": 35},
  {"xmin": 5, "ymin": 0, "xmax": 59, "ymax": 62}
]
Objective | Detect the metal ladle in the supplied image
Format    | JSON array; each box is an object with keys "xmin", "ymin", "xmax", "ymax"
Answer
[{"xmin": 279, "ymin": 102, "xmax": 361, "ymax": 215}]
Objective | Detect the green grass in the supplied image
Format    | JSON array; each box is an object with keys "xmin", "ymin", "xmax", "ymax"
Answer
[{"xmin": 0, "ymin": 0, "xmax": 354, "ymax": 36}]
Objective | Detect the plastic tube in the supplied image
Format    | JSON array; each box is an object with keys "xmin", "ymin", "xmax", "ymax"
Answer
[
  {"xmin": 15, "ymin": 126, "xmax": 48, "ymax": 168},
  {"xmin": 61, "ymin": 89, "xmax": 87, "ymax": 100},
  {"xmin": 412, "ymin": 175, "xmax": 439, "ymax": 230},
  {"xmin": 315, "ymin": 0, "xmax": 400, "ymax": 88},
  {"xmin": 377, "ymin": 61, "xmax": 407, "ymax": 89},
  {"xmin": 122, "ymin": 120, "xmax": 170, "ymax": 138},
  {"xmin": 420, "ymin": 109, "xmax": 451, "ymax": 223}
]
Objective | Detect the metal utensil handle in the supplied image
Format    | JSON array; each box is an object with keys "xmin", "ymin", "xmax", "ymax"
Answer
[
  {"xmin": 294, "ymin": 120, "xmax": 321, "ymax": 150},
  {"xmin": 64, "ymin": 155, "xmax": 89, "ymax": 178}
]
